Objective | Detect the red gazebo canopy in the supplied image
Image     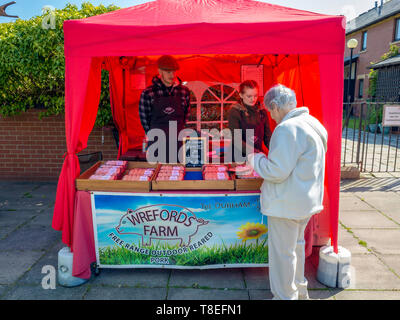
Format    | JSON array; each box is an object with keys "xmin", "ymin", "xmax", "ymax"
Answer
[{"xmin": 53, "ymin": 0, "xmax": 345, "ymax": 253}]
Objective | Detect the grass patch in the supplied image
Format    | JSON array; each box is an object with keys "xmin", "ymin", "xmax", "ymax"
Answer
[
  {"xmin": 343, "ymin": 117, "xmax": 369, "ymax": 131},
  {"xmin": 339, "ymin": 221, "xmax": 354, "ymax": 234},
  {"xmin": 99, "ymin": 240, "xmax": 268, "ymax": 266},
  {"xmin": 358, "ymin": 240, "xmax": 368, "ymax": 247}
]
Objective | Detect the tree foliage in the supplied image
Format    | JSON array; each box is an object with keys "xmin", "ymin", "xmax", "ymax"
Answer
[{"xmin": 0, "ymin": 2, "xmax": 119, "ymax": 127}]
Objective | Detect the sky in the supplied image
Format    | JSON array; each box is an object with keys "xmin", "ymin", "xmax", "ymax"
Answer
[{"xmin": 0, "ymin": 0, "xmax": 385, "ymax": 23}]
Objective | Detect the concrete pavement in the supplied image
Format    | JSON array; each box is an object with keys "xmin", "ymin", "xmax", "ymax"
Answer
[{"xmin": 0, "ymin": 178, "xmax": 400, "ymax": 300}]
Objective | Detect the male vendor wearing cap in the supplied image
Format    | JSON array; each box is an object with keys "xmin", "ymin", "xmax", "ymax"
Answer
[{"xmin": 139, "ymin": 55, "xmax": 190, "ymax": 163}]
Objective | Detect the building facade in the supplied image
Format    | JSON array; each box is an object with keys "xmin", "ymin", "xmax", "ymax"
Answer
[{"xmin": 345, "ymin": 0, "xmax": 400, "ymax": 102}]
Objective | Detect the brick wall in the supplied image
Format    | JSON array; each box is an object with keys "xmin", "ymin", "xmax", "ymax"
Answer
[{"xmin": 0, "ymin": 109, "xmax": 118, "ymax": 181}]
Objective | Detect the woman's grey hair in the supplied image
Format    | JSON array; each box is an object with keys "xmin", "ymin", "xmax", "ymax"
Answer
[{"xmin": 264, "ymin": 84, "xmax": 297, "ymax": 111}]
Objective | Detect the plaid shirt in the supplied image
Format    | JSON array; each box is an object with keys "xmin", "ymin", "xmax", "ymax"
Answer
[{"xmin": 139, "ymin": 76, "xmax": 191, "ymax": 133}]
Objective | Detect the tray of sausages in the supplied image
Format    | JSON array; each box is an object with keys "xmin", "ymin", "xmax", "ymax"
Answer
[
  {"xmin": 202, "ymin": 164, "xmax": 231, "ymax": 181},
  {"xmin": 121, "ymin": 167, "xmax": 156, "ymax": 181},
  {"xmin": 155, "ymin": 165, "xmax": 186, "ymax": 181}
]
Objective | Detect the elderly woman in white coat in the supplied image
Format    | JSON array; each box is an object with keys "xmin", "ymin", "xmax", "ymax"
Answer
[{"xmin": 246, "ymin": 84, "xmax": 328, "ymax": 300}]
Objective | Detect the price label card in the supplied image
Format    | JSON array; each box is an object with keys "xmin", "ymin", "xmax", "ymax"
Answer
[{"xmin": 183, "ymin": 137, "xmax": 208, "ymax": 167}]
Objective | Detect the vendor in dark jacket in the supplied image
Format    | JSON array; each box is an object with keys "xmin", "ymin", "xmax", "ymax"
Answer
[
  {"xmin": 139, "ymin": 55, "xmax": 190, "ymax": 162},
  {"xmin": 228, "ymin": 80, "xmax": 272, "ymax": 161}
]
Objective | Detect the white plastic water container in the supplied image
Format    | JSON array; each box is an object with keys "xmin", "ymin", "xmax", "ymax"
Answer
[
  {"xmin": 317, "ymin": 245, "xmax": 338, "ymax": 288},
  {"xmin": 58, "ymin": 247, "xmax": 89, "ymax": 287},
  {"xmin": 337, "ymin": 246, "xmax": 352, "ymax": 289}
]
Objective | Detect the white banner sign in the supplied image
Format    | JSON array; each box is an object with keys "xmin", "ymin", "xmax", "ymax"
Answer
[{"xmin": 383, "ymin": 105, "xmax": 400, "ymax": 127}]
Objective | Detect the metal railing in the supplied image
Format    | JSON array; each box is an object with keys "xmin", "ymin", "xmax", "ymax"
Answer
[{"xmin": 342, "ymin": 101, "xmax": 400, "ymax": 173}]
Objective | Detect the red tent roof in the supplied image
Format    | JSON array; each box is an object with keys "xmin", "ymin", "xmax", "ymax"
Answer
[
  {"xmin": 81, "ymin": 0, "xmax": 333, "ymax": 25},
  {"xmin": 64, "ymin": 0, "xmax": 345, "ymax": 57}
]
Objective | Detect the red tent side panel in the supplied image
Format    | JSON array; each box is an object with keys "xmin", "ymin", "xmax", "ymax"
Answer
[
  {"xmin": 53, "ymin": 57, "xmax": 102, "ymax": 247},
  {"xmin": 318, "ymin": 54, "xmax": 344, "ymax": 253}
]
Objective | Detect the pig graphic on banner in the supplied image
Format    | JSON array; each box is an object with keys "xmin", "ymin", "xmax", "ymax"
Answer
[{"xmin": 115, "ymin": 204, "xmax": 209, "ymax": 247}]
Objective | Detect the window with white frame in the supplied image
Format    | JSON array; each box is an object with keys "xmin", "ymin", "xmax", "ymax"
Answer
[{"xmin": 186, "ymin": 82, "xmax": 240, "ymax": 132}]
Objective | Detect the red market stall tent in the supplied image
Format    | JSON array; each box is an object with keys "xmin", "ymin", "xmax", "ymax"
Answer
[{"xmin": 53, "ymin": 0, "xmax": 345, "ymax": 253}]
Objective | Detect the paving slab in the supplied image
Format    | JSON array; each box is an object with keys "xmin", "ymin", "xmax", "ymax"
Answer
[
  {"xmin": 349, "ymin": 254, "xmax": 400, "ymax": 289},
  {"xmin": 243, "ymin": 260, "xmax": 325, "ymax": 291},
  {"xmin": 308, "ymin": 289, "xmax": 336, "ymax": 300},
  {"xmin": 339, "ymin": 196, "xmax": 375, "ymax": 211},
  {"xmin": 337, "ymin": 225, "xmax": 370, "ymax": 255},
  {"xmin": 0, "ymin": 251, "xmax": 45, "ymax": 285},
  {"xmin": 371, "ymin": 172, "xmax": 397, "ymax": 178},
  {"xmin": 167, "ymin": 288, "xmax": 249, "ymax": 300},
  {"xmin": 248, "ymin": 289, "xmax": 273, "ymax": 300},
  {"xmin": 243, "ymin": 267, "xmax": 270, "ymax": 289},
  {"xmin": 18, "ymin": 241, "xmax": 65, "ymax": 285},
  {"xmin": 352, "ymin": 229, "xmax": 400, "ymax": 255},
  {"xmin": 332, "ymin": 290, "xmax": 400, "ymax": 300},
  {"xmin": 0, "ymin": 182, "xmax": 43, "ymax": 194},
  {"xmin": 0, "ymin": 225, "xmax": 17, "ymax": 241},
  {"xmin": 3, "ymin": 284, "xmax": 88, "ymax": 300},
  {"xmin": 0, "ymin": 209, "xmax": 41, "ymax": 228},
  {"xmin": 0, "ymin": 224, "xmax": 60, "ymax": 252},
  {"xmin": 0, "ymin": 197, "xmax": 52, "ymax": 211},
  {"xmin": 339, "ymin": 192, "xmax": 357, "ymax": 197},
  {"xmin": 90, "ymin": 268, "xmax": 171, "ymax": 288},
  {"xmin": 257, "ymin": 289, "xmax": 335, "ymax": 300},
  {"xmin": 28, "ymin": 209, "xmax": 55, "ymax": 226},
  {"xmin": 379, "ymin": 255, "xmax": 400, "ymax": 277},
  {"xmin": 85, "ymin": 286, "xmax": 167, "ymax": 300},
  {"xmin": 29, "ymin": 183, "xmax": 57, "ymax": 198},
  {"xmin": 169, "ymin": 268, "xmax": 246, "ymax": 289},
  {"xmin": 340, "ymin": 180, "xmax": 383, "ymax": 193},
  {"xmin": 339, "ymin": 210, "xmax": 399, "ymax": 229},
  {"xmin": 341, "ymin": 178, "xmax": 400, "ymax": 193},
  {"xmin": 353, "ymin": 192, "xmax": 400, "ymax": 224}
]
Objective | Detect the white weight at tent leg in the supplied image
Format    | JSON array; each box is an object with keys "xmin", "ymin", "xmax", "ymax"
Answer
[
  {"xmin": 337, "ymin": 246, "xmax": 352, "ymax": 289},
  {"xmin": 316, "ymin": 245, "xmax": 338, "ymax": 287},
  {"xmin": 58, "ymin": 247, "xmax": 89, "ymax": 287},
  {"xmin": 317, "ymin": 245, "xmax": 352, "ymax": 288}
]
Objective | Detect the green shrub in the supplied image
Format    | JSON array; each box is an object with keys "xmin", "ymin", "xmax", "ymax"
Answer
[
  {"xmin": 367, "ymin": 105, "xmax": 383, "ymax": 124},
  {"xmin": 0, "ymin": 2, "xmax": 120, "ymax": 127}
]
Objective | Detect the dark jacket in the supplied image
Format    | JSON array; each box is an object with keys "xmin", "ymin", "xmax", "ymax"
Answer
[
  {"xmin": 228, "ymin": 101, "xmax": 272, "ymax": 155},
  {"xmin": 139, "ymin": 76, "xmax": 191, "ymax": 133}
]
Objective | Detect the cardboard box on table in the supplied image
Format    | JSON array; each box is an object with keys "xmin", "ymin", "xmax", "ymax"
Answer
[
  {"xmin": 76, "ymin": 161, "xmax": 157, "ymax": 192},
  {"xmin": 230, "ymin": 163, "xmax": 264, "ymax": 191}
]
